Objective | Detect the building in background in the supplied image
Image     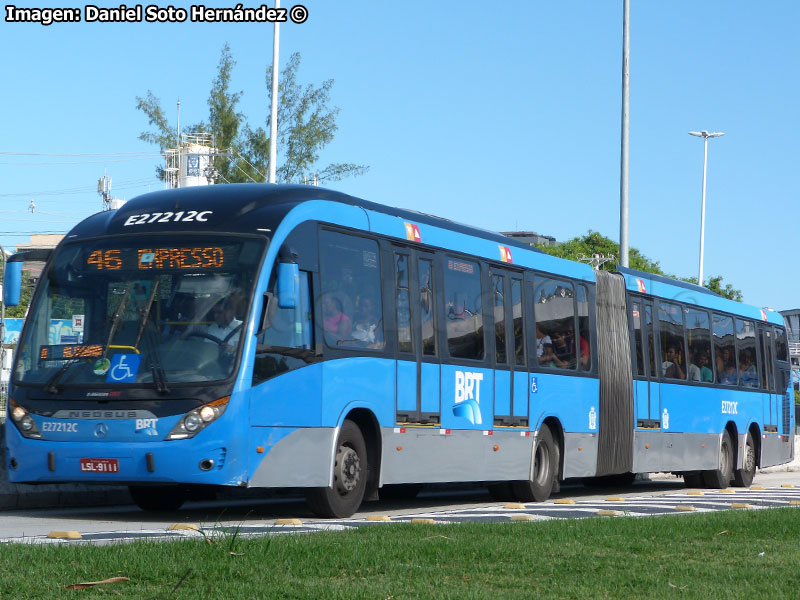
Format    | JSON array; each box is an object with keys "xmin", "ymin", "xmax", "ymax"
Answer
[
  {"xmin": 501, "ymin": 231, "xmax": 558, "ymax": 248},
  {"xmin": 780, "ymin": 309, "xmax": 800, "ymax": 392}
]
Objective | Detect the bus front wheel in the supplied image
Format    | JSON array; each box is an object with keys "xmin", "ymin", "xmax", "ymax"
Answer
[
  {"xmin": 512, "ymin": 425, "xmax": 558, "ymax": 502},
  {"xmin": 306, "ymin": 420, "xmax": 368, "ymax": 518}
]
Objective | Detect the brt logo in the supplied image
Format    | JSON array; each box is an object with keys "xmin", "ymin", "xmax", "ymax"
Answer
[{"xmin": 453, "ymin": 371, "xmax": 483, "ymax": 425}]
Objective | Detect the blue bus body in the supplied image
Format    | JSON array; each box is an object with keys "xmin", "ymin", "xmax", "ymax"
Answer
[{"xmin": 4, "ymin": 184, "xmax": 793, "ymax": 516}]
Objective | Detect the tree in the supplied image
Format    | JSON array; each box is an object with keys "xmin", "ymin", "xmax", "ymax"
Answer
[
  {"xmin": 136, "ymin": 44, "xmax": 367, "ymax": 185},
  {"xmin": 537, "ymin": 230, "xmax": 663, "ymax": 275},
  {"xmin": 536, "ymin": 230, "xmax": 743, "ymax": 301}
]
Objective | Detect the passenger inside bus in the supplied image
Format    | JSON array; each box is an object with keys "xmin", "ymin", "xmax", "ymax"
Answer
[
  {"xmin": 350, "ymin": 296, "xmax": 383, "ymax": 348},
  {"xmin": 717, "ymin": 347, "xmax": 737, "ymax": 385},
  {"xmin": 322, "ymin": 293, "xmax": 352, "ymax": 343},
  {"xmin": 738, "ymin": 349, "xmax": 759, "ymax": 387},
  {"xmin": 662, "ymin": 344, "xmax": 686, "ymax": 379}
]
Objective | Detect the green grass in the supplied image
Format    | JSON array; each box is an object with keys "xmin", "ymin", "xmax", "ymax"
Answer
[{"xmin": 2, "ymin": 508, "xmax": 800, "ymax": 599}]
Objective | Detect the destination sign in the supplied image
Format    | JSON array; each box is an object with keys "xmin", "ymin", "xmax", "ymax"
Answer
[
  {"xmin": 85, "ymin": 247, "xmax": 225, "ymax": 271},
  {"xmin": 40, "ymin": 345, "xmax": 104, "ymax": 361}
]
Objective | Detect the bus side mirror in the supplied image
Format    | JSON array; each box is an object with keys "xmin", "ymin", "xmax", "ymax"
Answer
[
  {"xmin": 3, "ymin": 261, "xmax": 22, "ymax": 307},
  {"xmin": 277, "ymin": 262, "xmax": 299, "ymax": 309}
]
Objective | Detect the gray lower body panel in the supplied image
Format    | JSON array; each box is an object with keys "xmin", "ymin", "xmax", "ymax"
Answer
[
  {"xmin": 562, "ymin": 433, "xmax": 599, "ymax": 478},
  {"xmin": 249, "ymin": 427, "xmax": 337, "ymax": 488},
  {"xmin": 632, "ymin": 431, "xmax": 720, "ymax": 473},
  {"xmin": 760, "ymin": 434, "xmax": 794, "ymax": 468},
  {"xmin": 380, "ymin": 427, "xmax": 533, "ymax": 485}
]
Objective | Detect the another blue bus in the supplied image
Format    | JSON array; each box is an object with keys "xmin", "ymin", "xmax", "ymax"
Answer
[{"xmin": 3, "ymin": 184, "xmax": 794, "ymax": 517}]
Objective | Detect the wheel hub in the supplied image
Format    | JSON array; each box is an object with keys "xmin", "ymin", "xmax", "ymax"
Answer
[{"xmin": 335, "ymin": 446, "xmax": 361, "ymax": 493}]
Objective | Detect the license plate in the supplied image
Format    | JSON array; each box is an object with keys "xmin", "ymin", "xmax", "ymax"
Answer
[{"xmin": 80, "ymin": 458, "xmax": 119, "ymax": 473}]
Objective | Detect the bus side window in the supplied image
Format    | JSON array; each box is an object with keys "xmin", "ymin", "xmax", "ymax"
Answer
[
  {"xmin": 319, "ymin": 231, "xmax": 384, "ymax": 350},
  {"xmin": 632, "ymin": 301, "xmax": 645, "ymax": 377},
  {"xmin": 712, "ymin": 314, "xmax": 736, "ymax": 385},
  {"xmin": 492, "ymin": 274, "xmax": 507, "ymax": 365},
  {"xmin": 658, "ymin": 301, "xmax": 686, "ymax": 380},
  {"xmin": 533, "ymin": 276, "xmax": 575, "ymax": 370},
  {"xmin": 252, "ymin": 271, "xmax": 314, "ymax": 385},
  {"xmin": 444, "ymin": 257, "xmax": 484, "ymax": 360},
  {"xmin": 419, "ymin": 258, "xmax": 436, "ymax": 356},
  {"xmin": 576, "ymin": 284, "xmax": 591, "ymax": 371},
  {"xmin": 511, "ymin": 278, "xmax": 525, "ymax": 367},
  {"xmin": 686, "ymin": 308, "xmax": 712, "ymax": 383},
  {"xmin": 735, "ymin": 319, "xmax": 759, "ymax": 388}
]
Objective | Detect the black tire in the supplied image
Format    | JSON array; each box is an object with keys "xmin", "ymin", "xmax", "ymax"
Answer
[
  {"xmin": 683, "ymin": 472, "xmax": 705, "ymax": 488},
  {"xmin": 380, "ymin": 484, "xmax": 422, "ymax": 501},
  {"xmin": 702, "ymin": 430, "xmax": 734, "ymax": 489},
  {"xmin": 306, "ymin": 420, "xmax": 368, "ymax": 518},
  {"xmin": 487, "ymin": 482, "xmax": 517, "ymax": 502},
  {"xmin": 129, "ymin": 485, "xmax": 187, "ymax": 512},
  {"xmin": 733, "ymin": 432, "xmax": 756, "ymax": 487},
  {"xmin": 512, "ymin": 425, "xmax": 557, "ymax": 502}
]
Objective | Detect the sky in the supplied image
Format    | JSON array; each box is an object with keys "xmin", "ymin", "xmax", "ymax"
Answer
[{"xmin": 1, "ymin": 1, "xmax": 798, "ymax": 312}]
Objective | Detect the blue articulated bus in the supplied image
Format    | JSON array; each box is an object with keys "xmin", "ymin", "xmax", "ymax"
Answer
[{"xmin": 3, "ymin": 184, "xmax": 794, "ymax": 517}]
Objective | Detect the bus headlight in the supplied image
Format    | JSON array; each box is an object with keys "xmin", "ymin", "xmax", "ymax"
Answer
[
  {"xmin": 165, "ymin": 396, "xmax": 229, "ymax": 440},
  {"xmin": 8, "ymin": 399, "xmax": 43, "ymax": 439}
]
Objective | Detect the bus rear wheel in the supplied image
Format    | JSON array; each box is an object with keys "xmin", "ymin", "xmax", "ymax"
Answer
[
  {"xmin": 306, "ymin": 420, "xmax": 367, "ymax": 518},
  {"xmin": 512, "ymin": 425, "xmax": 557, "ymax": 502},
  {"xmin": 702, "ymin": 430, "xmax": 734, "ymax": 489},
  {"xmin": 129, "ymin": 485, "xmax": 187, "ymax": 512},
  {"xmin": 733, "ymin": 432, "xmax": 756, "ymax": 487}
]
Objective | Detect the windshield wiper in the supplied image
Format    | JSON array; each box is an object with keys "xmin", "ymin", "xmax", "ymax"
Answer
[
  {"xmin": 43, "ymin": 358, "xmax": 81, "ymax": 394},
  {"xmin": 134, "ymin": 279, "xmax": 170, "ymax": 394},
  {"xmin": 103, "ymin": 283, "xmax": 132, "ymax": 358}
]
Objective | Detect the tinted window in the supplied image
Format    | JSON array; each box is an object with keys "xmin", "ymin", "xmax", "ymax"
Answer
[
  {"xmin": 646, "ymin": 304, "xmax": 656, "ymax": 376},
  {"xmin": 419, "ymin": 258, "xmax": 436, "ymax": 356},
  {"xmin": 493, "ymin": 275, "xmax": 507, "ymax": 364},
  {"xmin": 511, "ymin": 278, "xmax": 525, "ymax": 367},
  {"xmin": 686, "ymin": 308, "xmax": 713, "ymax": 383},
  {"xmin": 254, "ymin": 271, "xmax": 314, "ymax": 385},
  {"xmin": 658, "ymin": 301, "xmax": 686, "ymax": 380},
  {"xmin": 534, "ymin": 276, "xmax": 575, "ymax": 370},
  {"xmin": 444, "ymin": 258, "xmax": 483, "ymax": 360},
  {"xmin": 712, "ymin": 314, "xmax": 736, "ymax": 385},
  {"xmin": 736, "ymin": 319, "xmax": 759, "ymax": 388},
  {"xmin": 396, "ymin": 254, "xmax": 412, "ymax": 354},
  {"xmin": 319, "ymin": 231, "xmax": 383, "ymax": 349},
  {"xmin": 632, "ymin": 301, "xmax": 645, "ymax": 377},
  {"xmin": 576, "ymin": 284, "xmax": 591, "ymax": 371},
  {"xmin": 775, "ymin": 327, "xmax": 789, "ymax": 362}
]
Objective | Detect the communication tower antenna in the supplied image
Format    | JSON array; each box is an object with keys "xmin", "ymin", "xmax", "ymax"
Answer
[
  {"xmin": 98, "ymin": 172, "xmax": 112, "ymax": 210},
  {"xmin": 577, "ymin": 253, "xmax": 615, "ymax": 270}
]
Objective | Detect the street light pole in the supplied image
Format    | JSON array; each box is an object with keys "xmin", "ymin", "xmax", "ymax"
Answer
[
  {"xmin": 688, "ymin": 130, "xmax": 724, "ymax": 287},
  {"xmin": 268, "ymin": 0, "xmax": 280, "ymax": 184}
]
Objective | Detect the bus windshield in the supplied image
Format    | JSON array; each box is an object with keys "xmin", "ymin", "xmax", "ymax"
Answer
[{"xmin": 13, "ymin": 235, "xmax": 265, "ymax": 389}]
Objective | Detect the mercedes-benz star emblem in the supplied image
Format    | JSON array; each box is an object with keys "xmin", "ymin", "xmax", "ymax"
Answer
[{"xmin": 94, "ymin": 423, "xmax": 109, "ymax": 438}]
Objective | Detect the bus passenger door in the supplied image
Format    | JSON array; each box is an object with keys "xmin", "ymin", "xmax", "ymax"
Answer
[
  {"xmin": 490, "ymin": 269, "xmax": 528, "ymax": 427},
  {"xmin": 416, "ymin": 253, "xmax": 440, "ymax": 423},
  {"xmin": 632, "ymin": 300, "xmax": 658, "ymax": 429},
  {"xmin": 393, "ymin": 247, "xmax": 440, "ymax": 424},
  {"xmin": 758, "ymin": 327, "xmax": 777, "ymax": 432}
]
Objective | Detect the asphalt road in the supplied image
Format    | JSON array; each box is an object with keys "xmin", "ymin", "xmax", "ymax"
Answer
[{"xmin": 2, "ymin": 470, "xmax": 799, "ymax": 545}]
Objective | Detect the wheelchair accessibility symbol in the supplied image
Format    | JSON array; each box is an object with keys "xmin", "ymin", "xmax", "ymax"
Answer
[{"xmin": 106, "ymin": 354, "xmax": 141, "ymax": 383}]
